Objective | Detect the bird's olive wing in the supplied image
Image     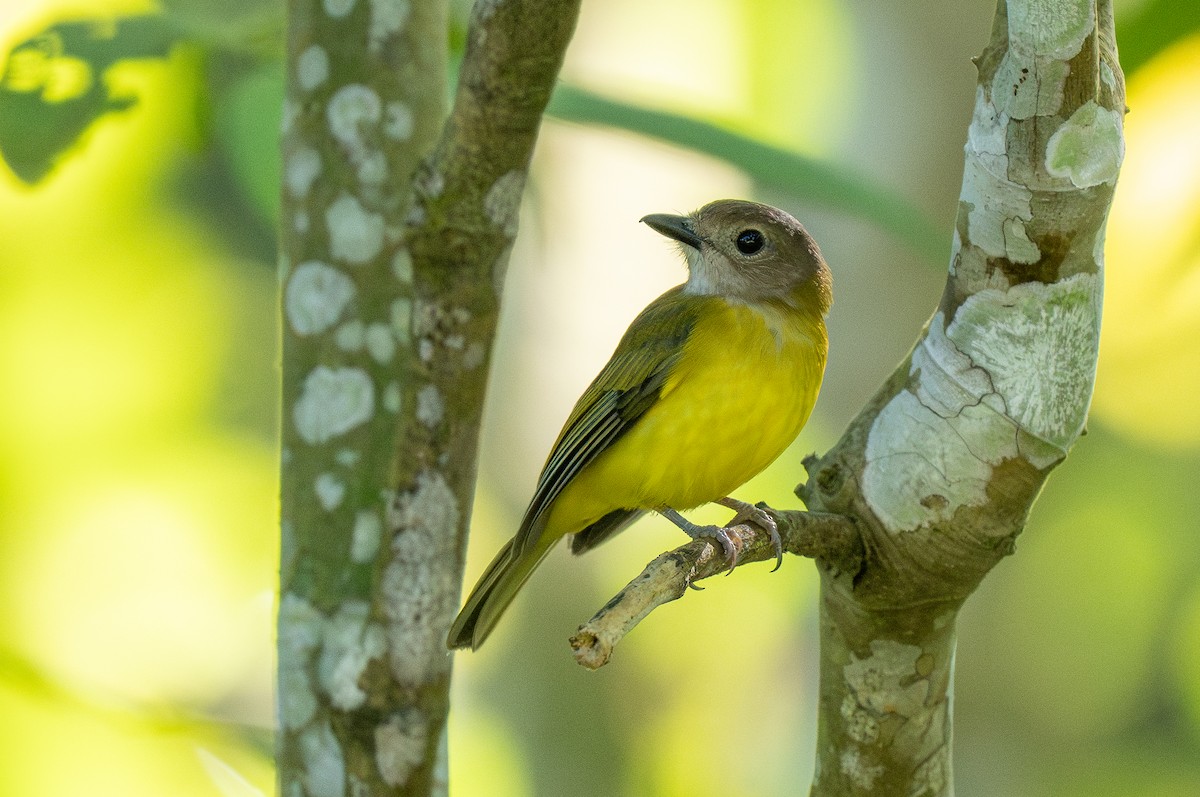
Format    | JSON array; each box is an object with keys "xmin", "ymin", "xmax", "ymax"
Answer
[{"xmin": 511, "ymin": 289, "xmax": 708, "ymax": 555}]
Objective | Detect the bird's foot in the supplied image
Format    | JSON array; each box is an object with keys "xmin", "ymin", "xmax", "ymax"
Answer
[
  {"xmin": 716, "ymin": 497, "xmax": 783, "ymax": 572},
  {"xmin": 658, "ymin": 506, "xmax": 739, "ymax": 575}
]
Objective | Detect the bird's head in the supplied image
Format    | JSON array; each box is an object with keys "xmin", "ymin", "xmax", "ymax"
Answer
[{"xmin": 641, "ymin": 199, "xmax": 831, "ymax": 313}]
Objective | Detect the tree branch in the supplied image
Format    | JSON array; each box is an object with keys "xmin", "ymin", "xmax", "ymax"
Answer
[
  {"xmin": 571, "ymin": 508, "xmax": 862, "ymax": 670},
  {"xmin": 800, "ymin": 2, "xmax": 1125, "ymax": 794}
]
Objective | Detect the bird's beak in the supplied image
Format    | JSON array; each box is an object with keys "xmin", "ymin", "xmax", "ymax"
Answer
[{"xmin": 641, "ymin": 213, "xmax": 702, "ymax": 249}]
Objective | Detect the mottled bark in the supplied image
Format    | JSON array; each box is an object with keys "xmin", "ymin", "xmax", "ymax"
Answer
[
  {"xmin": 576, "ymin": 2, "xmax": 1124, "ymax": 795},
  {"xmin": 277, "ymin": 1, "xmax": 580, "ymax": 795},
  {"xmin": 802, "ymin": 2, "xmax": 1123, "ymax": 792}
]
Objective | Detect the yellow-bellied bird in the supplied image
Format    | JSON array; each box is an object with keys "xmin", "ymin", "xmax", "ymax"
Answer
[{"xmin": 449, "ymin": 199, "xmax": 832, "ymax": 650}]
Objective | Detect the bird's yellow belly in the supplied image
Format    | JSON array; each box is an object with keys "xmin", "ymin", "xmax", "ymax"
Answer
[{"xmin": 546, "ymin": 301, "xmax": 825, "ymax": 535}]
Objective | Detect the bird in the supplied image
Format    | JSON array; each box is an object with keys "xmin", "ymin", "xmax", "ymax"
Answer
[{"xmin": 448, "ymin": 199, "xmax": 832, "ymax": 650}]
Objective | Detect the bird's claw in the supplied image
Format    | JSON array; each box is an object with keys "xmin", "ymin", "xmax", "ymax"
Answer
[
  {"xmin": 681, "ymin": 524, "xmax": 739, "ymax": 575},
  {"xmin": 755, "ymin": 510, "xmax": 784, "ymax": 573},
  {"xmin": 718, "ymin": 498, "xmax": 784, "ymax": 572}
]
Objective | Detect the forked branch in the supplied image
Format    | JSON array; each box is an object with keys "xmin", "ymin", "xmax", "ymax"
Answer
[{"xmin": 570, "ymin": 507, "xmax": 861, "ymax": 669}]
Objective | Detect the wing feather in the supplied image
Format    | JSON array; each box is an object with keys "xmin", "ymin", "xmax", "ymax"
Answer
[{"xmin": 511, "ymin": 287, "xmax": 713, "ymax": 555}]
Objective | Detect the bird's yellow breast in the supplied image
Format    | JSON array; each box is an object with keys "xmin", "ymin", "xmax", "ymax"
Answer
[{"xmin": 545, "ymin": 297, "xmax": 827, "ymax": 536}]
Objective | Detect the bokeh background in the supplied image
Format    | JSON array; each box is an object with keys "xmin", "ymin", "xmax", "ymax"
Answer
[{"xmin": 2, "ymin": 0, "xmax": 1199, "ymax": 794}]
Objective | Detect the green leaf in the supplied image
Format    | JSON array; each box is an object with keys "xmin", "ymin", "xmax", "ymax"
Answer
[
  {"xmin": 546, "ymin": 83, "xmax": 946, "ymax": 263},
  {"xmin": 0, "ymin": 15, "xmax": 176, "ymax": 183},
  {"xmin": 1117, "ymin": 0, "xmax": 1200, "ymax": 77}
]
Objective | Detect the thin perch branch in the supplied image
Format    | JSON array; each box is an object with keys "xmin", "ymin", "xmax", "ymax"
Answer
[{"xmin": 570, "ymin": 508, "xmax": 861, "ymax": 669}]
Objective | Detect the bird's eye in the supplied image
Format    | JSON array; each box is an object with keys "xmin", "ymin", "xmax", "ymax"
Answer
[{"xmin": 735, "ymin": 229, "xmax": 764, "ymax": 255}]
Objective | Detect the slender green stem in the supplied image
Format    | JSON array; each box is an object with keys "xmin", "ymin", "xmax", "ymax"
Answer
[{"xmin": 547, "ymin": 83, "xmax": 946, "ymax": 263}]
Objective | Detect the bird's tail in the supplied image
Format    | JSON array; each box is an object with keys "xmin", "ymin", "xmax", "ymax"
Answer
[{"xmin": 447, "ymin": 534, "xmax": 556, "ymax": 650}]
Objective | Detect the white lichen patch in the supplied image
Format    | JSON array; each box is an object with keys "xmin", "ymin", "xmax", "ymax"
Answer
[
  {"xmin": 911, "ymin": 744, "xmax": 951, "ymax": 796},
  {"xmin": 384, "ymin": 101, "xmax": 414, "ymax": 141},
  {"xmin": 844, "ymin": 639, "xmax": 929, "ymax": 718},
  {"xmin": 326, "ymin": 193, "xmax": 385, "ymax": 264},
  {"xmin": 382, "ymin": 380, "xmax": 402, "ymax": 414},
  {"xmin": 375, "ymin": 709, "xmax": 428, "ymax": 788},
  {"xmin": 356, "ymin": 150, "xmax": 388, "ymax": 185},
  {"xmin": 840, "ymin": 693, "xmax": 880, "ymax": 745},
  {"xmin": 281, "ymin": 97, "xmax": 300, "ymax": 136},
  {"xmin": 462, "ymin": 341, "xmax": 487, "ymax": 371},
  {"xmin": 992, "ymin": 52, "xmax": 1069, "ymax": 120},
  {"xmin": 286, "ymin": 146, "xmax": 322, "ymax": 198},
  {"xmin": 322, "ymin": 0, "xmax": 356, "ymax": 19},
  {"xmin": 352, "ymin": 509, "xmax": 382, "ymax": 562},
  {"xmin": 382, "ymin": 470, "xmax": 459, "ymax": 687},
  {"xmin": 839, "ymin": 749, "xmax": 884, "ymax": 791},
  {"xmin": 315, "ymin": 472, "xmax": 346, "ymax": 512},
  {"xmin": 910, "ymin": 313, "xmax": 996, "ymax": 417},
  {"xmin": 369, "ymin": 0, "xmax": 412, "ymax": 55},
  {"xmin": 1100, "ymin": 61, "xmax": 1117, "ymax": 92},
  {"xmin": 316, "ymin": 600, "xmax": 387, "ymax": 711},
  {"xmin": 335, "ymin": 319, "xmax": 366, "ymax": 351},
  {"xmin": 365, "ymin": 322, "xmax": 396, "ymax": 364},
  {"xmin": 327, "ymin": 83, "xmax": 382, "ymax": 180},
  {"xmin": 863, "ymin": 389, "xmax": 1018, "ymax": 532},
  {"xmin": 391, "ymin": 249, "xmax": 414, "ymax": 282},
  {"xmin": 1045, "ymin": 100, "xmax": 1125, "ymax": 188},
  {"xmin": 865, "ymin": 274, "xmax": 1100, "ymax": 532},
  {"xmin": 286, "ymin": 261, "xmax": 355, "ymax": 336},
  {"xmin": 297, "ymin": 45, "xmax": 330, "ymax": 92},
  {"xmin": 965, "ymin": 86, "xmax": 1008, "ymax": 174},
  {"xmin": 294, "ymin": 366, "xmax": 375, "ymax": 444},
  {"xmin": 415, "ymin": 384, "xmax": 444, "ymax": 429},
  {"xmin": 959, "ymin": 155, "xmax": 1040, "ymax": 264},
  {"xmin": 390, "ymin": 298, "xmax": 412, "ymax": 344},
  {"xmin": 946, "ymin": 273, "xmax": 1100, "ymax": 456},
  {"xmin": 300, "ymin": 720, "xmax": 346, "ymax": 797},
  {"xmin": 278, "ymin": 593, "xmax": 324, "ymax": 730},
  {"xmin": 483, "ymin": 169, "xmax": 525, "ymax": 236},
  {"xmin": 1007, "ymin": 0, "xmax": 1094, "ymax": 60}
]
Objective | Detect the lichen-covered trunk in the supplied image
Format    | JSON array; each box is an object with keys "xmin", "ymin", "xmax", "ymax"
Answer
[
  {"xmin": 277, "ymin": 2, "xmax": 452, "ymax": 794},
  {"xmin": 813, "ymin": 589, "xmax": 959, "ymax": 793},
  {"xmin": 802, "ymin": 1, "xmax": 1124, "ymax": 794},
  {"xmin": 277, "ymin": 1, "xmax": 581, "ymax": 796}
]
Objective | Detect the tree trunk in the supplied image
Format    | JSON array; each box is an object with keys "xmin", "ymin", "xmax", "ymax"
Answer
[
  {"xmin": 802, "ymin": 1, "xmax": 1124, "ymax": 793},
  {"xmin": 277, "ymin": 1, "xmax": 580, "ymax": 795}
]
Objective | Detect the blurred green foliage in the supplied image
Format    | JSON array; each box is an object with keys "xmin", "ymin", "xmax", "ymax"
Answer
[
  {"xmin": 0, "ymin": 15, "xmax": 173, "ymax": 182},
  {"xmin": 546, "ymin": 84, "xmax": 946, "ymax": 262},
  {"xmin": 1, "ymin": 1, "xmax": 1198, "ymax": 796}
]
